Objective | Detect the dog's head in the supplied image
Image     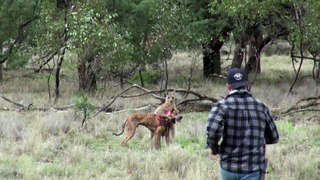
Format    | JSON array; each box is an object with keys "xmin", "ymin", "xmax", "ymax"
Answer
[
  {"xmin": 172, "ymin": 113, "xmax": 183, "ymax": 122},
  {"xmin": 167, "ymin": 109, "xmax": 183, "ymax": 123}
]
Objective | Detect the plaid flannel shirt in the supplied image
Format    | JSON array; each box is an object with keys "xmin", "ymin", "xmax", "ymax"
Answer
[{"xmin": 206, "ymin": 90, "xmax": 279, "ymax": 173}]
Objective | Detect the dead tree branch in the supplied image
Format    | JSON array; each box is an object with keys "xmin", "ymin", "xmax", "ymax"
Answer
[
  {"xmin": 283, "ymin": 108, "xmax": 320, "ymax": 116},
  {"xmin": 0, "ymin": 95, "xmax": 76, "ymax": 111},
  {"xmin": 92, "ymin": 84, "xmax": 219, "ymax": 117},
  {"xmin": 282, "ymin": 95, "xmax": 320, "ymax": 116},
  {"xmin": 1, "ymin": 96, "xmax": 33, "ymax": 110},
  {"xmin": 296, "ymin": 95, "xmax": 320, "ymax": 104}
]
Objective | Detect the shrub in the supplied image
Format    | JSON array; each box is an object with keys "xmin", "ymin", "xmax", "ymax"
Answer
[{"xmin": 130, "ymin": 71, "xmax": 160, "ymax": 85}]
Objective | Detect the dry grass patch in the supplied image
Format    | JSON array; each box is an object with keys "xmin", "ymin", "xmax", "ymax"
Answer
[{"xmin": 0, "ymin": 112, "xmax": 26, "ymax": 140}]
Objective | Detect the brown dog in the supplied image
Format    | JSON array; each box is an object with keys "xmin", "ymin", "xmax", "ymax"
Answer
[{"xmin": 113, "ymin": 110, "xmax": 182, "ymax": 149}]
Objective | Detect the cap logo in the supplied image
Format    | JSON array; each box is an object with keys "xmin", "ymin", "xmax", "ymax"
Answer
[{"xmin": 234, "ymin": 73, "xmax": 243, "ymax": 80}]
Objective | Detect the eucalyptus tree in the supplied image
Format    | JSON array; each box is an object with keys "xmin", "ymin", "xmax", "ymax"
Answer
[
  {"xmin": 181, "ymin": 0, "xmax": 234, "ymax": 78},
  {"xmin": 25, "ymin": 0, "xmax": 71, "ymax": 102},
  {"xmin": 210, "ymin": 0, "xmax": 292, "ymax": 74},
  {"xmin": 0, "ymin": 0, "xmax": 38, "ymax": 82},
  {"xmin": 303, "ymin": 0, "xmax": 320, "ymax": 79},
  {"xmin": 67, "ymin": 0, "xmax": 129, "ymax": 92},
  {"xmin": 105, "ymin": 0, "xmax": 189, "ymax": 88},
  {"xmin": 210, "ymin": 0, "xmax": 320, "ymax": 77},
  {"xmin": 286, "ymin": 0, "xmax": 320, "ymax": 91},
  {"xmin": 33, "ymin": 0, "xmax": 132, "ymax": 93}
]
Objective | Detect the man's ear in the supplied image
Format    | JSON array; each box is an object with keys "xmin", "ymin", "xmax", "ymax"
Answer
[{"xmin": 227, "ymin": 84, "xmax": 233, "ymax": 91}]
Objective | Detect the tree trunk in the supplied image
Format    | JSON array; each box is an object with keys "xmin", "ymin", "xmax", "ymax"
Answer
[
  {"xmin": 244, "ymin": 28, "xmax": 271, "ymax": 74},
  {"xmin": 244, "ymin": 45, "xmax": 261, "ymax": 74},
  {"xmin": 54, "ymin": 55, "xmax": 64, "ymax": 103},
  {"xmin": 203, "ymin": 38, "xmax": 223, "ymax": 78},
  {"xmin": 56, "ymin": 0, "xmax": 70, "ymax": 9},
  {"xmin": 77, "ymin": 54, "xmax": 97, "ymax": 92},
  {"xmin": 138, "ymin": 70, "xmax": 145, "ymax": 87},
  {"xmin": 0, "ymin": 45, "xmax": 3, "ymax": 84},
  {"xmin": 231, "ymin": 41, "xmax": 245, "ymax": 69},
  {"xmin": 0, "ymin": 63, "xmax": 3, "ymax": 84},
  {"xmin": 86, "ymin": 55, "xmax": 97, "ymax": 92},
  {"xmin": 54, "ymin": 8, "xmax": 68, "ymax": 103},
  {"xmin": 78, "ymin": 59, "xmax": 87, "ymax": 91}
]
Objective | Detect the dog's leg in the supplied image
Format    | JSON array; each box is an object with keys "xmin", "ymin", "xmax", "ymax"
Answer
[{"xmin": 121, "ymin": 123, "xmax": 136, "ymax": 146}]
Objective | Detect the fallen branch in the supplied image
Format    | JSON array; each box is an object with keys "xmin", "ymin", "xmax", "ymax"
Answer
[
  {"xmin": 92, "ymin": 84, "xmax": 219, "ymax": 117},
  {"xmin": 0, "ymin": 95, "xmax": 76, "ymax": 112},
  {"xmin": 305, "ymin": 115, "xmax": 320, "ymax": 122},
  {"xmin": 295, "ymin": 95, "xmax": 320, "ymax": 104},
  {"xmin": 92, "ymin": 84, "xmax": 147, "ymax": 117},
  {"xmin": 282, "ymin": 108, "xmax": 320, "ymax": 116},
  {"xmin": 291, "ymin": 55, "xmax": 320, "ymax": 62},
  {"xmin": 284, "ymin": 101, "xmax": 320, "ymax": 114},
  {"xmin": 1, "ymin": 84, "xmax": 220, "ymax": 118},
  {"xmin": 281, "ymin": 95, "xmax": 320, "ymax": 116},
  {"xmin": 1, "ymin": 96, "xmax": 32, "ymax": 110}
]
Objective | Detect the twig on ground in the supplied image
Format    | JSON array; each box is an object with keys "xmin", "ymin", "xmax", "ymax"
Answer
[{"xmin": 282, "ymin": 108, "xmax": 320, "ymax": 116}]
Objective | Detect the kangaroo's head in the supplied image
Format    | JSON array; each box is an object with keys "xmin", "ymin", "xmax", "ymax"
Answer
[{"xmin": 165, "ymin": 90, "xmax": 175, "ymax": 104}]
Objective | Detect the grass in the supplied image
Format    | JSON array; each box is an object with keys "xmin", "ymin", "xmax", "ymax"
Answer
[{"xmin": 0, "ymin": 54, "xmax": 319, "ymax": 179}]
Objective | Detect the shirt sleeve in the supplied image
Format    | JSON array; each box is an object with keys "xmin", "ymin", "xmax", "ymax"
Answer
[
  {"xmin": 206, "ymin": 102, "xmax": 225, "ymax": 151},
  {"xmin": 264, "ymin": 107, "xmax": 279, "ymax": 144}
]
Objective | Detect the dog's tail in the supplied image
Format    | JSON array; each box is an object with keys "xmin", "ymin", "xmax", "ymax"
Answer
[{"xmin": 112, "ymin": 119, "xmax": 127, "ymax": 136}]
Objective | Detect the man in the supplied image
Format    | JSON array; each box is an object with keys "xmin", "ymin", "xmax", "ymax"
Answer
[{"xmin": 206, "ymin": 68, "xmax": 279, "ymax": 180}]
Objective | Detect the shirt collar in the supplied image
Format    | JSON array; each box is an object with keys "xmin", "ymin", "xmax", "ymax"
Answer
[{"xmin": 228, "ymin": 89, "xmax": 250, "ymax": 96}]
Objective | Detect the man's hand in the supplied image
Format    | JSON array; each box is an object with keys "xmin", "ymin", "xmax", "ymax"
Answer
[
  {"xmin": 210, "ymin": 145, "xmax": 220, "ymax": 155},
  {"xmin": 211, "ymin": 148, "xmax": 219, "ymax": 155},
  {"xmin": 205, "ymin": 144, "xmax": 220, "ymax": 155}
]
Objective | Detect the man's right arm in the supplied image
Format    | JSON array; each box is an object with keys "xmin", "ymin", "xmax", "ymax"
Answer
[
  {"xmin": 206, "ymin": 103, "xmax": 224, "ymax": 154},
  {"xmin": 264, "ymin": 108, "xmax": 279, "ymax": 144}
]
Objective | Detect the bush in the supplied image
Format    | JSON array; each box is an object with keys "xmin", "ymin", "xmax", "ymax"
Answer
[
  {"xmin": 263, "ymin": 41, "xmax": 291, "ymax": 56},
  {"xmin": 130, "ymin": 71, "xmax": 160, "ymax": 85}
]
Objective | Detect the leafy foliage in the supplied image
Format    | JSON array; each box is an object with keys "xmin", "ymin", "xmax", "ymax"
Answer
[
  {"xmin": 74, "ymin": 95, "xmax": 95, "ymax": 115},
  {"xmin": 130, "ymin": 71, "xmax": 160, "ymax": 85},
  {"xmin": 5, "ymin": 48, "xmax": 29, "ymax": 70},
  {"xmin": 0, "ymin": 0, "xmax": 38, "ymax": 69},
  {"xmin": 0, "ymin": 0, "xmax": 37, "ymax": 43}
]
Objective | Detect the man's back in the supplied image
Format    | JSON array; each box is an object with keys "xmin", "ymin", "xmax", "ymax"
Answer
[{"xmin": 207, "ymin": 90, "xmax": 279, "ymax": 173}]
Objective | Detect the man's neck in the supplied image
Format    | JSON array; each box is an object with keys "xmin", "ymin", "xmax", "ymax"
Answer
[{"xmin": 229, "ymin": 88, "xmax": 248, "ymax": 95}]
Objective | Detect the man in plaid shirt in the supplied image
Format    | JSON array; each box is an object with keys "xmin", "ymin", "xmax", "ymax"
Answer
[{"xmin": 206, "ymin": 68, "xmax": 279, "ymax": 180}]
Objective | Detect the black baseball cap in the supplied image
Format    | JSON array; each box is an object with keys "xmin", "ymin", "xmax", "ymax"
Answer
[{"xmin": 227, "ymin": 68, "xmax": 249, "ymax": 89}]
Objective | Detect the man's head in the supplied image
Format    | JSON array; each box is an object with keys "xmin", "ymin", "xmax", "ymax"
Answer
[{"xmin": 227, "ymin": 68, "xmax": 249, "ymax": 90}]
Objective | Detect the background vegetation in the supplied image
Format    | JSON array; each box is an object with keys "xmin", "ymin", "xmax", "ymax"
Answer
[
  {"xmin": 0, "ymin": 54, "xmax": 319, "ymax": 179},
  {"xmin": 0, "ymin": 0, "xmax": 319, "ymax": 179}
]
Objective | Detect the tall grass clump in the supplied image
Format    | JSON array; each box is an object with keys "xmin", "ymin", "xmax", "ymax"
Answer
[
  {"xmin": 0, "ymin": 113, "xmax": 26, "ymax": 140},
  {"xmin": 41, "ymin": 112, "xmax": 73, "ymax": 136},
  {"xmin": 266, "ymin": 120, "xmax": 320, "ymax": 180}
]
